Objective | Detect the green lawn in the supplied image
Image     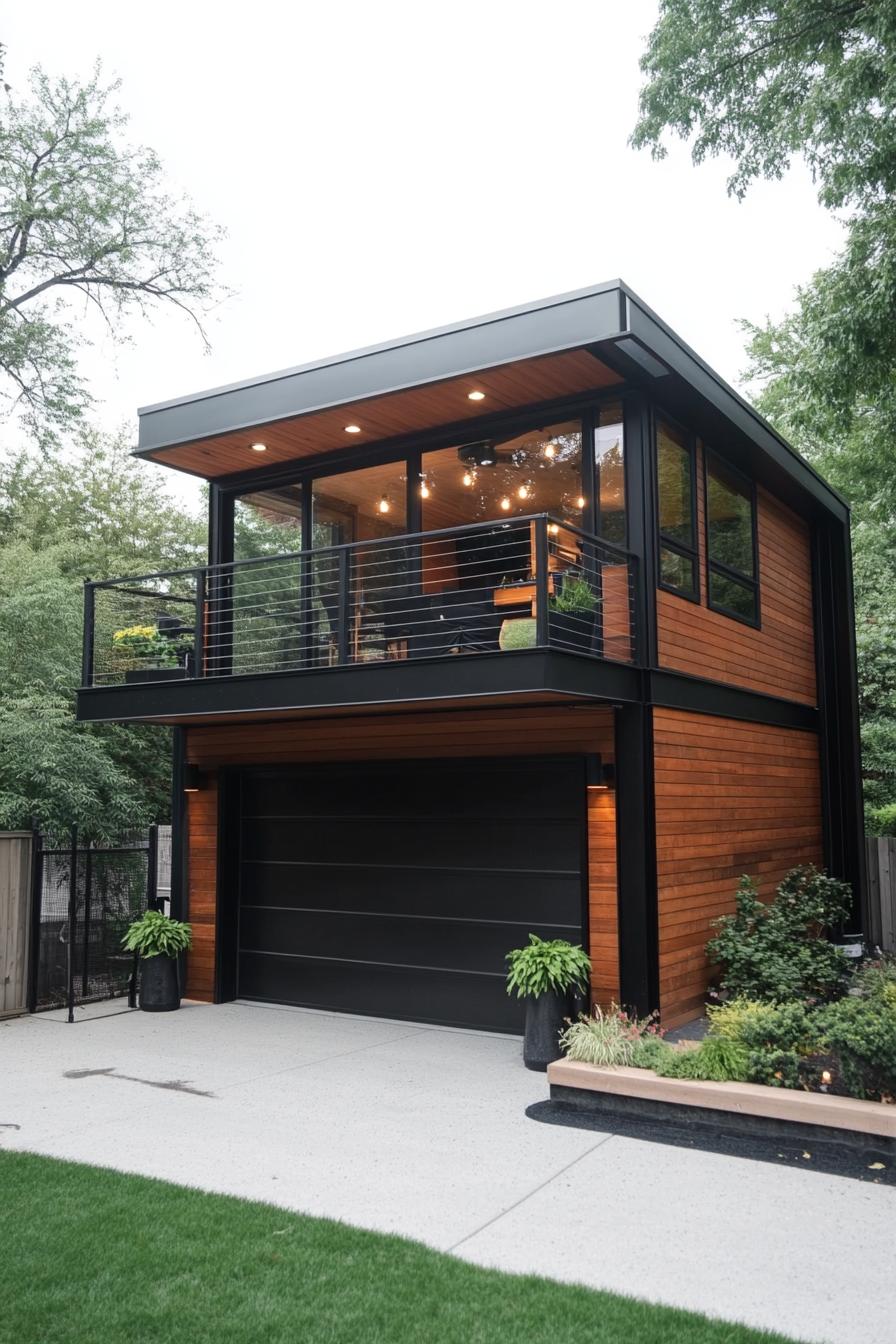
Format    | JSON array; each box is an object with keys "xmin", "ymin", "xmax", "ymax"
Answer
[{"xmin": 1, "ymin": 1150, "xmax": 795, "ymax": 1344}]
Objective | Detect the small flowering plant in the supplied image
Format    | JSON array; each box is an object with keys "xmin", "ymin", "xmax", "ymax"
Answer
[{"xmin": 112, "ymin": 624, "xmax": 191, "ymax": 668}]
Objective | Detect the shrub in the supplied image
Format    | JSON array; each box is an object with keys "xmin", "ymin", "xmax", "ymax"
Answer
[
  {"xmin": 706, "ymin": 866, "xmax": 851, "ymax": 1002},
  {"xmin": 658, "ymin": 1037, "xmax": 752, "ymax": 1083},
  {"xmin": 816, "ymin": 995, "xmax": 896, "ymax": 1101},
  {"xmin": 708, "ymin": 999, "xmax": 820, "ymax": 1089},
  {"xmin": 560, "ymin": 1004, "xmax": 662, "ymax": 1067},
  {"xmin": 505, "ymin": 935, "xmax": 591, "ymax": 1000},
  {"xmin": 630, "ymin": 1035, "xmax": 670, "ymax": 1072},
  {"xmin": 850, "ymin": 957, "xmax": 896, "ymax": 1010},
  {"xmin": 122, "ymin": 910, "xmax": 192, "ymax": 959},
  {"xmin": 550, "ymin": 573, "xmax": 599, "ymax": 615}
]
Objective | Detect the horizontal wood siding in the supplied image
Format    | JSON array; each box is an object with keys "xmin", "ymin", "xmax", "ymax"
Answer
[
  {"xmin": 185, "ymin": 777, "xmax": 218, "ymax": 1001},
  {"xmin": 654, "ymin": 708, "xmax": 824, "ymax": 1028},
  {"xmin": 185, "ymin": 705, "xmax": 618, "ymax": 1009},
  {"xmin": 658, "ymin": 446, "xmax": 817, "ymax": 705}
]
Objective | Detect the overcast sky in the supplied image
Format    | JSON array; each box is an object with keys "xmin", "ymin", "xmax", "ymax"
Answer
[{"xmin": 6, "ymin": 2, "xmax": 843, "ymax": 507}]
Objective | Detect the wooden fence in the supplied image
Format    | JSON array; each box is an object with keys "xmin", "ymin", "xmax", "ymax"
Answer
[
  {"xmin": 0, "ymin": 832, "xmax": 33, "ymax": 1018},
  {"xmin": 865, "ymin": 837, "xmax": 896, "ymax": 954}
]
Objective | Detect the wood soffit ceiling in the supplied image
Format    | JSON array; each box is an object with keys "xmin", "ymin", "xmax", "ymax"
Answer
[{"xmin": 144, "ymin": 348, "xmax": 622, "ymax": 481}]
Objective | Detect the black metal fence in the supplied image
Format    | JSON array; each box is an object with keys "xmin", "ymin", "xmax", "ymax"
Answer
[{"xmin": 28, "ymin": 825, "xmax": 161, "ymax": 1018}]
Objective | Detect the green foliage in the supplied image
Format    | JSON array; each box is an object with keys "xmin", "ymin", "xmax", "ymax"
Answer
[
  {"xmin": 816, "ymin": 994, "xmax": 896, "ymax": 1101},
  {"xmin": 654, "ymin": 1037, "xmax": 752, "ymax": 1084},
  {"xmin": 706, "ymin": 998, "xmax": 820, "ymax": 1090},
  {"xmin": 559, "ymin": 1004, "xmax": 659, "ymax": 1067},
  {"xmin": 550, "ymin": 573, "xmax": 599, "ymax": 615},
  {"xmin": 705, "ymin": 998, "xmax": 766, "ymax": 1040},
  {"xmin": 122, "ymin": 910, "xmax": 192, "ymax": 960},
  {"xmin": 0, "ymin": 431, "xmax": 204, "ymax": 833},
  {"xmin": 0, "ymin": 64, "xmax": 225, "ymax": 445},
  {"xmin": 630, "ymin": 1034, "xmax": 670, "ymax": 1072},
  {"xmin": 505, "ymin": 934, "xmax": 591, "ymax": 1000},
  {"xmin": 498, "ymin": 617, "xmax": 537, "ymax": 651},
  {"xmin": 706, "ymin": 867, "xmax": 851, "ymax": 1002},
  {"xmin": 632, "ymin": 3, "xmax": 896, "ymax": 833}
]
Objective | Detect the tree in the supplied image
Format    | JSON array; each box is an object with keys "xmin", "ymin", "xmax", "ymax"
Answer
[
  {"xmin": 0, "ymin": 431, "xmax": 204, "ymax": 835},
  {"xmin": 632, "ymin": 1, "xmax": 896, "ymax": 831},
  {"xmin": 0, "ymin": 63, "xmax": 225, "ymax": 445}
]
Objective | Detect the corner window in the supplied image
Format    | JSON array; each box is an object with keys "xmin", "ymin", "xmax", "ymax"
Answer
[
  {"xmin": 705, "ymin": 452, "xmax": 758, "ymax": 625},
  {"xmin": 656, "ymin": 418, "xmax": 697, "ymax": 598},
  {"xmin": 595, "ymin": 402, "xmax": 625, "ymax": 545}
]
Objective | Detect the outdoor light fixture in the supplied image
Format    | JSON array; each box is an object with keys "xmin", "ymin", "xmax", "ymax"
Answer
[
  {"xmin": 586, "ymin": 755, "xmax": 615, "ymax": 790},
  {"xmin": 183, "ymin": 765, "xmax": 204, "ymax": 793},
  {"xmin": 378, "ymin": 495, "xmax": 391, "ymax": 514},
  {"xmin": 250, "ymin": 442, "xmax": 267, "ymax": 453},
  {"xmin": 467, "ymin": 390, "xmax": 485, "ymax": 401},
  {"xmin": 345, "ymin": 424, "xmax": 362, "ymax": 434}
]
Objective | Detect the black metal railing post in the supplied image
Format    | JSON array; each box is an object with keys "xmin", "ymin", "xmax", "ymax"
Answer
[
  {"xmin": 193, "ymin": 570, "xmax": 206, "ymax": 678},
  {"xmin": 26, "ymin": 828, "xmax": 43, "ymax": 1013},
  {"xmin": 336, "ymin": 548, "xmax": 351, "ymax": 665},
  {"xmin": 534, "ymin": 516, "xmax": 549, "ymax": 647},
  {"xmin": 80, "ymin": 843, "xmax": 93, "ymax": 999},
  {"xmin": 147, "ymin": 823, "xmax": 160, "ymax": 911},
  {"xmin": 66, "ymin": 825, "xmax": 78, "ymax": 1024},
  {"xmin": 82, "ymin": 580, "xmax": 95, "ymax": 688}
]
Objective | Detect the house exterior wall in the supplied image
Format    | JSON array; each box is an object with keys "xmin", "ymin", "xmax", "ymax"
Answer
[
  {"xmin": 657, "ymin": 443, "xmax": 817, "ymax": 706},
  {"xmin": 183, "ymin": 704, "xmax": 618, "ymax": 1008},
  {"xmin": 653, "ymin": 708, "xmax": 824, "ymax": 1028}
]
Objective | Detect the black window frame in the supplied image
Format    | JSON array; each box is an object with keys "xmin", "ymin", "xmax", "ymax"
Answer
[
  {"xmin": 654, "ymin": 413, "xmax": 699, "ymax": 604},
  {"xmin": 703, "ymin": 447, "xmax": 761, "ymax": 629}
]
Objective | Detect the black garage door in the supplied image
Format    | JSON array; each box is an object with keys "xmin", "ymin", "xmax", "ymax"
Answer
[{"xmin": 236, "ymin": 756, "xmax": 586, "ymax": 1032}]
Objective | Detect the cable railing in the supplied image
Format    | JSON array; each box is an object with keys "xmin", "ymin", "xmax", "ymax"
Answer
[{"xmin": 83, "ymin": 515, "xmax": 639, "ymax": 688}]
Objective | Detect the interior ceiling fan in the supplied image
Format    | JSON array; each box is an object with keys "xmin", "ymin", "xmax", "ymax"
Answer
[{"xmin": 456, "ymin": 435, "xmax": 522, "ymax": 468}]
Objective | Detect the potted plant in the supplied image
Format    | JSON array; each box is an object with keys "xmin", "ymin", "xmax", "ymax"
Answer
[
  {"xmin": 498, "ymin": 616, "xmax": 537, "ymax": 650},
  {"xmin": 549, "ymin": 572, "xmax": 600, "ymax": 653},
  {"xmin": 122, "ymin": 910, "xmax": 192, "ymax": 1012},
  {"xmin": 112, "ymin": 624, "xmax": 193, "ymax": 683},
  {"xmin": 506, "ymin": 934, "xmax": 592, "ymax": 1071}
]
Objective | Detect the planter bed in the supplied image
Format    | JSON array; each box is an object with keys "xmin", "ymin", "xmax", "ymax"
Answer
[{"xmin": 542, "ymin": 1059, "xmax": 896, "ymax": 1164}]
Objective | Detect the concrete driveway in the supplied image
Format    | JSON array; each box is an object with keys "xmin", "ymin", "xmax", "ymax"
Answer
[{"xmin": 3, "ymin": 1000, "xmax": 894, "ymax": 1344}]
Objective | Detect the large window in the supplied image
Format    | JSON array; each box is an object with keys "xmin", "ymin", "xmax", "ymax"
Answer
[
  {"xmin": 595, "ymin": 402, "xmax": 625, "ymax": 545},
  {"xmin": 233, "ymin": 485, "xmax": 303, "ymax": 560},
  {"xmin": 705, "ymin": 452, "xmax": 758, "ymax": 624},
  {"xmin": 656, "ymin": 418, "xmax": 697, "ymax": 598}
]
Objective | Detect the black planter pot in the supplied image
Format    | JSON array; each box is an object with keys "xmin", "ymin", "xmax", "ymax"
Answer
[
  {"xmin": 549, "ymin": 611, "xmax": 597, "ymax": 654},
  {"xmin": 139, "ymin": 955, "xmax": 180, "ymax": 1012},
  {"xmin": 523, "ymin": 990, "xmax": 571, "ymax": 1071}
]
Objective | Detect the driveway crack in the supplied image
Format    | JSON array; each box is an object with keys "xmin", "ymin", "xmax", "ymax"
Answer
[{"xmin": 447, "ymin": 1133, "xmax": 617, "ymax": 1252}]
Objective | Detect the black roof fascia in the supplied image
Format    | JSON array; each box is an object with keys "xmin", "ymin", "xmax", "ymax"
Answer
[{"xmin": 136, "ymin": 282, "xmax": 624, "ymax": 454}]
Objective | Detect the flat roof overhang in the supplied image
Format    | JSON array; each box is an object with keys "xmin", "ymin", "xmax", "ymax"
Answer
[{"xmin": 136, "ymin": 279, "xmax": 849, "ymax": 524}]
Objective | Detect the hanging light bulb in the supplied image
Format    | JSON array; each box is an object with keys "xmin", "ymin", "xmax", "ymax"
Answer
[
  {"xmin": 576, "ymin": 495, "xmax": 586, "ymax": 510},
  {"xmin": 420, "ymin": 479, "xmax": 430, "ymax": 498},
  {"xmin": 500, "ymin": 496, "xmax": 511, "ymax": 511},
  {"xmin": 378, "ymin": 495, "xmax": 391, "ymax": 514},
  {"xmin": 544, "ymin": 443, "xmax": 556, "ymax": 459},
  {"xmin": 549, "ymin": 522, "xmax": 559, "ymax": 536},
  {"xmin": 462, "ymin": 470, "xmax": 474, "ymax": 487},
  {"xmin": 517, "ymin": 484, "xmax": 530, "ymax": 500}
]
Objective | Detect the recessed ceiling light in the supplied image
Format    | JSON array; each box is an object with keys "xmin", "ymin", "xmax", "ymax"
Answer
[
  {"xmin": 467, "ymin": 390, "xmax": 485, "ymax": 401},
  {"xmin": 345, "ymin": 424, "xmax": 362, "ymax": 434},
  {"xmin": 250, "ymin": 442, "xmax": 267, "ymax": 452}
]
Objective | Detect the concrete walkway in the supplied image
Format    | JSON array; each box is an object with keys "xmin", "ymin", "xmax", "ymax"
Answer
[{"xmin": 2, "ymin": 1000, "xmax": 893, "ymax": 1344}]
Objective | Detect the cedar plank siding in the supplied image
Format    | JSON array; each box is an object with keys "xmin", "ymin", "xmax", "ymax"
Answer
[
  {"xmin": 184, "ymin": 705, "xmax": 618, "ymax": 1006},
  {"xmin": 657, "ymin": 444, "xmax": 817, "ymax": 706},
  {"xmin": 653, "ymin": 708, "xmax": 824, "ymax": 1027}
]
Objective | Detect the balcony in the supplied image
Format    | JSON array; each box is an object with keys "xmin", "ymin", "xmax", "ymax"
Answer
[{"xmin": 77, "ymin": 516, "xmax": 641, "ymax": 723}]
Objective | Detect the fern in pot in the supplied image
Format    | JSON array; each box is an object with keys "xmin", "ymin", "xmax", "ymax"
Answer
[
  {"xmin": 122, "ymin": 911, "xmax": 192, "ymax": 1012},
  {"xmin": 506, "ymin": 934, "xmax": 591, "ymax": 1070}
]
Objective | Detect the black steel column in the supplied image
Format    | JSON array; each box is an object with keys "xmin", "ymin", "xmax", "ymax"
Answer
[{"xmin": 66, "ymin": 825, "xmax": 78, "ymax": 1024}]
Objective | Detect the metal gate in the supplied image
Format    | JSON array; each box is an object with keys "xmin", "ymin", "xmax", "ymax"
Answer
[{"xmin": 28, "ymin": 826, "xmax": 161, "ymax": 1017}]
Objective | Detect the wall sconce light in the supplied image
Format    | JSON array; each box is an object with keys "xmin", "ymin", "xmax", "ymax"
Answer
[
  {"xmin": 183, "ymin": 764, "xmax": 204, "ymax": 793},
  {"xmin": 586, "ymin": 755, "xmax": 615, "ymax": 790}
]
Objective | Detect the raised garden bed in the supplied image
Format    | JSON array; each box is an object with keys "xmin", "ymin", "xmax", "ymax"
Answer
[{"xmin": 544, "ymin": 1058, "xmax": 896, "ymax": 1158}]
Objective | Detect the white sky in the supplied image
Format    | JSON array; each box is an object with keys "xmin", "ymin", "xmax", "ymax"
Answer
[{"xmin": 5, "ymin": 1, "xmax": 844, "ymax": 508}]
